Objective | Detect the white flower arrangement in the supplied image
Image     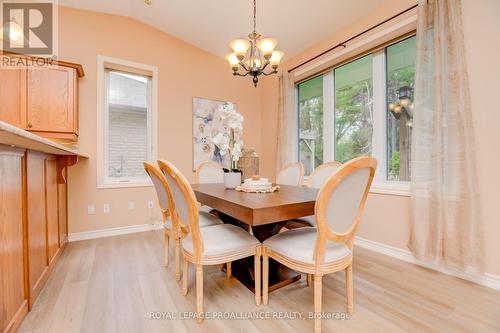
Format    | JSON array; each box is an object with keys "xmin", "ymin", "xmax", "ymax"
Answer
[{"xmin": 213, "ymin": 102, "xmax": 244, "ymax": 169}]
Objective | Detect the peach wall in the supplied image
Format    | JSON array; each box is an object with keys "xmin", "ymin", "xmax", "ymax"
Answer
[
  {"xmin": 259, "ymin": 0, "xmax": 500, "ymax": 277},
  {"xmin": 59, "ymin": 7, "xmax": 262, "ymax": 234}
]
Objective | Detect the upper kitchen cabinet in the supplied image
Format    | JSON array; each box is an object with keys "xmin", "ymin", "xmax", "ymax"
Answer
[{"xmin": 0, "ymin": 54, "xmax": 84, "ymax": 141}]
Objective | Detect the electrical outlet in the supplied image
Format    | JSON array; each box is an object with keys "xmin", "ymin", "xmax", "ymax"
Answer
[
  {"xmin": 87, "ymin": 205, "xmax": 95, "ymax": 215},
  {"xmin": 103, "ymin": 203, "xmax": 111, "ymax": 213},
  {"xmin": 148, "ymin": 200, "xmax": 154, "ymax": 209},
  {"xmin": 128, "ymin": 201, "xmax": 135, "ymax": 210}
]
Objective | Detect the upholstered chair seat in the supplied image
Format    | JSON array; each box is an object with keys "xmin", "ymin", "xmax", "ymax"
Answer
[
  {"xmin": 183, "ymin": 223, "xmax": 260, "ymax": 257},
  {"xmin": 264, "ymin": 227, "xmax": 351, "ymax": 264},
  {"xmin": 198, "ymin": 211, "xmax": 223, "ymax": 227}
]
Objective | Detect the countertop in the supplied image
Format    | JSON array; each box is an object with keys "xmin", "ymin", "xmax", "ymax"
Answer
[{"xmin": 0, "ymin": 120, "xmax": 88, "ymax": 157}]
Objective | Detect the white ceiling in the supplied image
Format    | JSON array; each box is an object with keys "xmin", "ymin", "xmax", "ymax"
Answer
[{"xmin": 59, "ymin": 0, "xmax": 387, "ymax": 59}]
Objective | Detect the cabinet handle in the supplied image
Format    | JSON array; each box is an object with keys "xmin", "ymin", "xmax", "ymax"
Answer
[{"xmin": 27, "ymin": 123, "xmax": 33, "ymax": 128}]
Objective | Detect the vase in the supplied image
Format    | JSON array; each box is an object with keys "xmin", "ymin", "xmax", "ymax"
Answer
[{"xmin": 223, "ymin": 172, "xmax": 241, "ymax": 189}]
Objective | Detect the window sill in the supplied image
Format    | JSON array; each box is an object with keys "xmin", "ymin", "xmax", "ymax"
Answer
[
  {"xmin": 370, "ymin": 182, "xmax": 410, "ymax": 197},
  {"xmin": 97, "ymin": 181, "xmax": 153, "ymax": 189}
]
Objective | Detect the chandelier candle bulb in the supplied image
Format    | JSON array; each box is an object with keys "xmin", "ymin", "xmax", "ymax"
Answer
[{"xmin": 226, "ymin": 53, "xmax": 240, "ymax": 71}]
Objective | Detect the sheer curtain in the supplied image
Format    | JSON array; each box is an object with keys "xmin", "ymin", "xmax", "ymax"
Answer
[
  {"xmin": 276, "ymin": 70, "xmax": 298, "ymax": 174},
  {"xmin": 408, "ymin": 0, "xmax": 483, "ymax": 273}
]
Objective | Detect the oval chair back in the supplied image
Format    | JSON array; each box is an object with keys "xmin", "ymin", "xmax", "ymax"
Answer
[
  {"xmin": 307, "ymin": 161, "xmax": 342, "ymax": 189},
  {"xmin": 143, "ymin": 162, "xmax": 171, "ymax": 222},
  {"xmin": 195, "ymin": 160, "xmax": 224, "ymax": 184},
  {"xmin": 276, "ymin": 162, "xmax": 304, "ymax": 186},
  {"xmin": 313, "ymin": 157, "xmax": 377, "ymax": 267},
  {"xmin": 158, "ymin": 159, "xmax": 204, "ymax": 259}
]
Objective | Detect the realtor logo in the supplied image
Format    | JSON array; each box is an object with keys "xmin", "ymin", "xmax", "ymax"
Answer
[{"xmin": 1, "ymin": 0, "xmax": 57, "ymax": 56}]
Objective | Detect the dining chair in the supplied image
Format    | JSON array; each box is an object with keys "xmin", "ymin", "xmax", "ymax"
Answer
[
  {"xmin": 293, "ymin": 161, "xmax": 343, "ymax": 227},
  {"xmin": 144, "ymin": 162, "xmax": 222, "ymax": 281},
  {"xmin": 262, "ymin": 156, "xmax": 377, "ymax": 333},
  {"xmin": 276, "ymin": 162, "xmax": 304, "ymax": 186},
  {"xmin": 195, "ymin": 160, "xmax": 224, "ymax": 184},
  {"xmin": 194, "ymin": 160, "xmax": 224, "ymax": 213},
  {"xmin": 158, "ymin": 159, "xmax": 262, "ymax": 322}
]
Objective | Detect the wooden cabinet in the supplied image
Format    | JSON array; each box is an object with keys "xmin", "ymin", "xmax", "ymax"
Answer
[
  {"xmin": 0, "ymin": 146, "xmax": 28, "ymax": 333},
  {"xmin": 26, "ymin": 152, "xmax": 67, "ymax": 306},
  {"xmin": 27, "ymin": 66, "xmax": 78, "ymax": 139},
  {"xmin": 0, "ymin": 144, "xmax": 72, "ymax": 333},
  {"xmin": 0, "ymin": 64, "xmax": 26, "ymax": 128},
  {"xmin": 0, "ymin": 55, "xmax": 84, "ymax": 141}
]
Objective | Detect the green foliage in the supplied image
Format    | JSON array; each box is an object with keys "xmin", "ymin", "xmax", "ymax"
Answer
[{"xmin": 389, "ymin": 150, "xmax": 400, "ymax": 175}]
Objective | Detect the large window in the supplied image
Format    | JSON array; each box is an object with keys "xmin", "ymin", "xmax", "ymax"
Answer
[
  {"xmin": 297, "ymin": 35, "xmax": 416, "ymax": 189},
  {"xmin": 97, "ymin": 56, "xmax": 157, "ymax": 188}
]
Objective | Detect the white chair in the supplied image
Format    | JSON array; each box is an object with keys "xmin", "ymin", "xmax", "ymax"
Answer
[
  {"xmin": 158, "ymin": 159, "xmax": 262, "ymax": 322},
  {"xmin": 144, "ymin": 162, "xmax": 222, "ymax": 282},
  {"xmin": 295, "ymin": 161, "xmax": 342, "ymax": 227},
  {"xmin": 276, "ymin": 162, "xmax": 304, "ymax": 186},
  {"xmin": 195, "ymin": 160, "xmax": 224, "ymax": 213},
  {"xmin": 262, "ymin": 157, "xmax": 377, "ymax": 333}
]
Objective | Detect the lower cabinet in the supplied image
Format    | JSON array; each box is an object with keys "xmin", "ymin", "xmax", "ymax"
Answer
[
  {"xmin": 0, "ymin": 146, "xmax": 28, "ymax": 333},
  {"xmin": 1, "ymin": 146, "xmax": 70, "ymax": 333}
]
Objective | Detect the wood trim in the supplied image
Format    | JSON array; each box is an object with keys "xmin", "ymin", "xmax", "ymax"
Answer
[
  {"xmin": 3, "ymin": 300, "xmax": 28, "ymax": 333},
  {"xmin": 56, "ymin": 155, "xmax": 78, "ymax": 184},
  {"xmin": 0, "ymin": 52, "xmax": 84, "ymax": 77}
]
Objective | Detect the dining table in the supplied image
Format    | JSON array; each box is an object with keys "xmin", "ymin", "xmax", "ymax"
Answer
[{"xmin": 191, "ymin": 183, "xmax": 319, "ymax": 293}]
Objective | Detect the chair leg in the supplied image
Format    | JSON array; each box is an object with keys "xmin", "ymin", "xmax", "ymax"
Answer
[
  {"xmin": 196, "ymin": 265, "xmax": 204, "ymax": 323},
  {"xmin": 226, "ymin": 262, "xmax": 232, "ymax": 278},
  {"xmin": 254, "ymin": 248, "xmax": 261, "ymax": 306},
  {"xmin": 175, "ymin": 239, "xmax": 181, "ymax": 281},
  {"xmin": 314, "ymin": 275, "xmax": 323, "ymax": 333},
  {"xmin": 182, "ymin": 257, "xmax": 189, "ymax": 296},
  {"xmin": 346, "ymin": 264, "xmax": 353, "ymax": 314},
  {"xmin": 262, "ymin": 249, "xmax": 269, "ymax": 305},
  {"xmin": 163, "ymin": 229, "xmax": 169, "ymax": 267},
  {"xmin": 307, "ymin": 273, "xmax": 312, "ymax": 287}
]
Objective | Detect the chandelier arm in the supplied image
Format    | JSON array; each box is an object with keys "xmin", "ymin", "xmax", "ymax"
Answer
[
  {"xmin": 260, "ymin": 60, "xmax": 271, "ymax": 71},
  {"xmin": 238, "ymin": 61, "xmax": 250, "ymax": 71},
  {"xmin": 262, "ymin": 69, "xmax": 278, "ymax": 76},
  {"xmin": 233, "ymin": 72, "xmax": 250, "ymax": 77}
]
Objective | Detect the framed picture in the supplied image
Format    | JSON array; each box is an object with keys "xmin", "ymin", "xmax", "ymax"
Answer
[{"xmin": 192, "ymin": 97, "xmax": 234, "ymax": 171}]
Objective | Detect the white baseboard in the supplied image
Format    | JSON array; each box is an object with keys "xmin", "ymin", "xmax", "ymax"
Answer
[
  {"xmin": 68, "ymin": 222, "xmax": 163, "ymax": 242},
  {"xmin": 355, "ymin": 236, "xmax": 500, "ymax": 291}
]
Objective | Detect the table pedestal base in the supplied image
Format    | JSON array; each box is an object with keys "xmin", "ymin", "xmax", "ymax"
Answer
[{"xmin": 217, "ymin": 212, "xmax": 302, "ymax": 294}]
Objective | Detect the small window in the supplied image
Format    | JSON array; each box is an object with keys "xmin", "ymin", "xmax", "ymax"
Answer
[{"xmin": 97, "ymin": 56, "xmax": 157, "ymax": 188}]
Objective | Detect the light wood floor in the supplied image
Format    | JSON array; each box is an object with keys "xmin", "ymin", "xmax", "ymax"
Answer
[{"xmin": 18, "ymin": 230, "xmax": 500, "ymax": 333}]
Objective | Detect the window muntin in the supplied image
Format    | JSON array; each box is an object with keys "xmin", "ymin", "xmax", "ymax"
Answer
[{"xmin": 104, "ymin": 70, "xmax": 152, "ymax": 184}]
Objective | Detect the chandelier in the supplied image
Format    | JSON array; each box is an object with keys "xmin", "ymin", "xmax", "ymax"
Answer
[{"xmin": 226, "ymin": 0, "xmax": 284, "ymax": 87}]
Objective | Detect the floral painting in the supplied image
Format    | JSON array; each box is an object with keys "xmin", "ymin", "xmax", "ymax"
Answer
[{"xmin": 192, "ymin": 97, "xmax": 243, "ymax": 170}]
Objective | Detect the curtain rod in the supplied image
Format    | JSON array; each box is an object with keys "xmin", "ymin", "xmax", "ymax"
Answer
[{"xmin": 287, "ymin": 4, "xmax": 419, "ymax": 73}]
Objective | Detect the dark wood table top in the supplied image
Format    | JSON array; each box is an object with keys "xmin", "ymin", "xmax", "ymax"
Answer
[{"xmin": 191, "ymin": 183, "xmax": 318, "ymax": 226}]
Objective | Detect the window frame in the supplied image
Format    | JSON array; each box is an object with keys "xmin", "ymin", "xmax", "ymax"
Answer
[
  {"xmin": 297, "ymin": 35, "xmax": 415, "ymax": 196},
  {"xmin": 96, "ymin": 55, "xmax": 158, "ymax": 189}
]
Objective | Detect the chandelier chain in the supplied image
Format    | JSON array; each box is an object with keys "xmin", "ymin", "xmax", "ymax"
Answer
[{"xmin": 253, "ymin": 0, "xmax": 256, "ymax": 32}]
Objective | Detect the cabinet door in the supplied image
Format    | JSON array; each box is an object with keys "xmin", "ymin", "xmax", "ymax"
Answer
[
  {"xmin": 45, "ymin": 158, "xmax": 59, "ymax": 264},
  {"xmin": 27, "ymin": 66, "xmax": 76, "ymax": 133},
  {"xmin": 0, "ymin": 146, "xmax": 28, "ymax": 333},
  {"xmin": 0, "ymin": 65, "xmax": 26, "ymax": 128},
  {"xmin": 26, "ymin": 151, "xmax": 49, "ymax": 305}
]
